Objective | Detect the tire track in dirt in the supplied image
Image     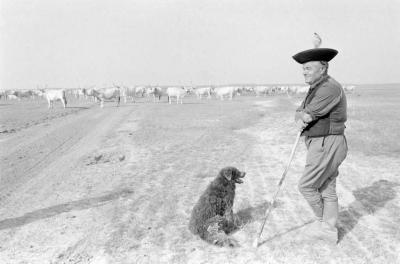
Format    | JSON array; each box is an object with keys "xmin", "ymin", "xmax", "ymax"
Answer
[
  {"xmin": 0, "ymin": 104, "xmax": 135, "ymax": 253},
  {"xmin": 0, "ymin": 104, "xmax": 141, "ymax": 263},
  {"xmin": 0, "ymin": 106, "xmax": 104, "ymax": 206}
]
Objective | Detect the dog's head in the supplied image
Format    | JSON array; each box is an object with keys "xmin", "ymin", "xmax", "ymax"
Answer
[{"xmin": 219, "ymin": 167, "xmax": 246, "ymax": 184}]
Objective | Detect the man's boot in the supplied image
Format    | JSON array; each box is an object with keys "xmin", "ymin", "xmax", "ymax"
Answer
[
  {"xmin": 323, "ymin": 200, "xmax": 338, "ymax": 228},
  {"xmin": 303, "ymin": 200, "xmax": 338, "ymax": 245},
  {"xmin": 321, "ymin": 200, "xmax": 339, "ymax": 244}
]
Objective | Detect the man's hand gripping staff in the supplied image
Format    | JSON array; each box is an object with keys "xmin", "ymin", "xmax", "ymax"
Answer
[{"xmin": 295, "ymin": 111, "xmax": 313, "ymax": 131}]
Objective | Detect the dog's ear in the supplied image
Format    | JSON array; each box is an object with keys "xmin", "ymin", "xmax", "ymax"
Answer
[{"xmin": 221, "ymin": 168, "xmax": 232, "ymax": 181}]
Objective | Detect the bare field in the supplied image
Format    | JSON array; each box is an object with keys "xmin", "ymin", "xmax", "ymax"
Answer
[{"xmin": 0, "ymin": 87, "xmax": 399, "ymax": 264}]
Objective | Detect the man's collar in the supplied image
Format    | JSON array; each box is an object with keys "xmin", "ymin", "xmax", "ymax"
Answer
[{"xmin": 310, "ymin": 75, "xmax": 329, "ymax": 89}]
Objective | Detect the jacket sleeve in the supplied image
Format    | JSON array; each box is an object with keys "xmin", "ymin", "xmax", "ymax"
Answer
[{"xmin": 303, "ymin": 84, "xmax": 342, "ymax": 121}]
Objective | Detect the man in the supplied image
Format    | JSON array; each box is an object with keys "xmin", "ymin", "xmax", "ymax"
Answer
[{"xmin": 292, "ymin": 42, "xmax": 348, "ymax": 244}]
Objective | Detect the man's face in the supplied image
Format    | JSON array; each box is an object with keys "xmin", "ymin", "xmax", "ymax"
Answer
[{"xmin": 302, "ymin": 61, "xmax": 325, "ymax": 85}]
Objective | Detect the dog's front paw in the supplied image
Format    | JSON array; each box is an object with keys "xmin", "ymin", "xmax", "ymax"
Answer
[
  {"xmin": 213, "ymin": 237, "xmax": 239, "ymax": 247},
  {"xmin": 227, "ymin": 238, "xmax": 239, "ymax": 247},
  {"xmin": 224, "ymin": 238, "xmax": 240, "ymax": 247}
]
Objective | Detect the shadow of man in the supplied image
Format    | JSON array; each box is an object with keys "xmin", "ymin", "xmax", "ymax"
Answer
[{"xmin": 338, "ymin": 179, "xmax": 399, "ymax": 242}]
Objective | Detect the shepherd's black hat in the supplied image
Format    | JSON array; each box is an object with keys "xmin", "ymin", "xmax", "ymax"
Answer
[
  {"xmin": 292, "ymin": 48, "xmax": 338, "ymax": 64},
  {"xmin": 293, "ymin": 33, "xmax": 338, "ymax": 64}
]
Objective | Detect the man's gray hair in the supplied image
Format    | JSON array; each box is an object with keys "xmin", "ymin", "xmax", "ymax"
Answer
[{"xmin": 319, "ymin": 61, "xmax": 329, "ymax": 74}]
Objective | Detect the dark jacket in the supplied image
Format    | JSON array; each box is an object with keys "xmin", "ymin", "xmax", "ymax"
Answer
[{"xmin": 296, "ymin": 75, "xmax": 347, "ymax": 137}]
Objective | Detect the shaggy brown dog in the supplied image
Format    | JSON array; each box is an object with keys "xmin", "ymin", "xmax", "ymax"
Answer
[{"xmin": 189, "ymin": 167, "xmax": 246, "ymax": 247}]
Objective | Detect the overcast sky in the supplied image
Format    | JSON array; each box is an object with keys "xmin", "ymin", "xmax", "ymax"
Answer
[{"xmin": 1, "ymin": 0, "xmax": 399, "ymax": 89}]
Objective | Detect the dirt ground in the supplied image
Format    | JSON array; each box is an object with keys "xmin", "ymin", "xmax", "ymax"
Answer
[{"xmin": 0, "ymin": 90, "xmax": 399, "ymax": 264}]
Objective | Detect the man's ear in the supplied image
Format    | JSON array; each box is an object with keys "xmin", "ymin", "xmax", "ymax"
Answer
[{"xmin": 222, "ymin": 168, "xmax": 232, "ymax": 181}]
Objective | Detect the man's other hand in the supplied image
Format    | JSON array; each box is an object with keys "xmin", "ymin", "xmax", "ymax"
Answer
[
  {"xmin": 295, "ymin": 111, "xmax": 313, "ymax": 123},
  {"xmin": 302, "ymin": 113, "xmax": 312, "ymax": 123},
  {"xmin": 296, "ymin": 120, "xmax": 308, "ymax": 131}
]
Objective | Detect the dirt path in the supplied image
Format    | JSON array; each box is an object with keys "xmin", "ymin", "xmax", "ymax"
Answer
[
  {"xmin": 0, "ymin": 98, "xmax": 264, "ymax": 263},
  {"xmin": 0, "ymin": 102, "xmax": 137, "ymax": 262},
  {"xmin": 0, "ymin": 96, "xmax": 399, "ymax": 264}
]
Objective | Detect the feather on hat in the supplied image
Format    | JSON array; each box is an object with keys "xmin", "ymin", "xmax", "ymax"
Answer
[{"xmin": 292, "ymin": 33, "xmax": 338, "ymax": 64}]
